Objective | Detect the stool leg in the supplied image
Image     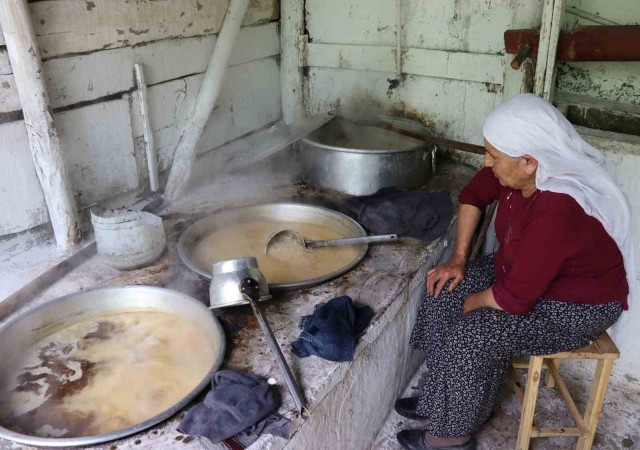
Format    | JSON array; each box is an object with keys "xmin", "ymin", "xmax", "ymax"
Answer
[
  {"xmin": 545, "ymin": 359, "xmax": 560, "ymax": 388},
  {"xmin": 516, "ymin": 356, "xmax": 543, "ymax": 450},
  {"xmin": 576, "ymin": 360, "xmax": 614, "ymax": 450}
]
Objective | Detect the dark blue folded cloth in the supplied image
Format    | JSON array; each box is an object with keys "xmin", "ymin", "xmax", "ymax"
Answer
[
  {"xmin": 343, "ymin": 187, "xmax": 453, "ymax": 242},
  {"xmin": 291, "ymin": 296, "xmax": 374, "ymax": 362},
  {"xmin": 178, "ymin": 370, "xmax": 289, "ymax": 444}
]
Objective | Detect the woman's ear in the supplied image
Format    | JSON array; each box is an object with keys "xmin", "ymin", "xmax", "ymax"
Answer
[{"xmin": 522, "ymin": 155, "xmax": 538, "ymax": 175}]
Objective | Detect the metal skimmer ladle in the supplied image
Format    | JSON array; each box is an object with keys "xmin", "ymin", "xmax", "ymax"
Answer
[{"xmin": 265, "ymin": 230, "xmax": 398, "ymax": 255}]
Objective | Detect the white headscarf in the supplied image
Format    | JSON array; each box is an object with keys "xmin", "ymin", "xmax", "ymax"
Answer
[{"xmin": 482, "ymin": 93, "xmax": 635, "ymax": 345}]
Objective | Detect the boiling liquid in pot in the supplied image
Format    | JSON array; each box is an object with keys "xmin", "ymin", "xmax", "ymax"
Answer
[
  {"xmin": 192, "ymin": 220, "xmax": 360, "ymax": 283},
  {"xmin": 0, "ymin": 311, "xmax": 218, "ymax": 438}
]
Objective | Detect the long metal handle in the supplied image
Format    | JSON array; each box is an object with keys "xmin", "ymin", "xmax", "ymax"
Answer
[
  {"xmin": 307, "ymin": 234, "xmax": 398, "ymax": 248},
  {"xmin": 240, "ymin": 279, "xmax": 307, "ymax": 416}
]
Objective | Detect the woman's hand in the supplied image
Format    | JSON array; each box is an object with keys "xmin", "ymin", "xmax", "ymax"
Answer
[
  {"xmin": 426, "ymin": 257, "xmax": 466, "ymax": 298},
  {"xmin": 462, "ymin": 287, "xmax": 503, "ymax": 314}
]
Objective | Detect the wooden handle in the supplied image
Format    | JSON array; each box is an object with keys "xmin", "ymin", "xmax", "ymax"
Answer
[{"xmin": 379, "ymin": 124, "xmax": 486, "ymax": 155}]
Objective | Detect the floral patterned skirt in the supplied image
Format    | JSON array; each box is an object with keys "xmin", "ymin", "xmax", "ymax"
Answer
[{"xmin": 409, "ymin": 254, "xmax": 622, "ymax": 437}]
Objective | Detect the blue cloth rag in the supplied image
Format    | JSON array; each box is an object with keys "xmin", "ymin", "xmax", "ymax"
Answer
[{"xmin": 291, "ymin": 296, "xmax": 374, "ymax": 362}]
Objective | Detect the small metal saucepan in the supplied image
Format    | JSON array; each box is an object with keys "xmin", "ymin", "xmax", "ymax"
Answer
[
  {"xmin": 210, "ymin": 257, "xmax": 271, "ymax": 308},
  {"xmin": 209, "ymin": 257, "xmax": 307, "ymax": 416}
]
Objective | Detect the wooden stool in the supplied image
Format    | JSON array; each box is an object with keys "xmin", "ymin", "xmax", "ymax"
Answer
[{"xmin": 509, "ymin": 332, "xmax": 619, "ymax": 450}]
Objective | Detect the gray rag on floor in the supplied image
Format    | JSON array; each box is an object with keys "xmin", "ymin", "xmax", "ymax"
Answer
[{"xmin": 178, "ymin": 370, "xmax": 289, "ymax": 444}]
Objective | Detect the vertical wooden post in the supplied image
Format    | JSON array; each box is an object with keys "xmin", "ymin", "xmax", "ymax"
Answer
[
  {"xmin": 281, "ymin": 0, "xmax": 306, "ymax": 124},
  {"xmin": 534, "ymin": 0, "xmax": 565, "ymax": 101},
  {"xmin": 516, "ymin": 356, "xmax": 543, "ymax": 450},
  {"xmin": 576, "ymin": 360, "xmax": 614, "ymax": 450},
  {"xmin": 395, "ymin": 0, "xmax": 402, "ymax": 79},
  {"xmin": 0, "ymin": 0, "xmax": 80, "ymax": 249},
  {"xmin": 134, "ymin": 63, "xmax": 159, "ymax": 192},
  {"xmin": 164, "ymin": 0, "xmax": 251, "ymax": 202}
]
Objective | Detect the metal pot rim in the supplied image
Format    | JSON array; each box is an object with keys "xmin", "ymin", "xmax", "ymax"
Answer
[
  {"xmin": 300, "ymin": 136, "xmax": 425, "ymax": 154},
  {"xmin": 0, "ymin": 285, "xmax": 225, "ymax": 448}
]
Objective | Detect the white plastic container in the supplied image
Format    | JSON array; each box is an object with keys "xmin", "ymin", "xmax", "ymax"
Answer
[{"xmin": 91, "ymin": 208, "xmax": 166, "ymax": 270}]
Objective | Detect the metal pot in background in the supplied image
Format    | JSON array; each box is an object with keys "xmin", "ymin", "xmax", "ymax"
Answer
[{"xmin": 299, "ymin": 117, "xmax": 432, "ymax": 196}]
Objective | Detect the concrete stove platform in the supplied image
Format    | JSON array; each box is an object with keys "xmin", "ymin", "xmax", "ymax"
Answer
[{"xmin": 0, "ymin": 160, "xmax": 476, "ymax": 450}]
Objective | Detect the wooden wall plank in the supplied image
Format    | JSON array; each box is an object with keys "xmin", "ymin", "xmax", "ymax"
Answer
[
  {"xmin": 30, "ymin": 0, "xmax": 278, "ymax": 59},
  {"xmin": 404, "ymin": 48, "xmax": 505, "ymax": 85},
  {"xmin": 306, "ymin": 43, "xmax": 396, "ymax": 73},
  {"xmin": 306, "ymin": 43, "xmax": 504, "ymax": 85},
  {"xmin": 1, "ymin": 55, "xmax": 281, "ymax": 234},
  {"xmin": 0, "ymin": 121, "xmax": 48, "ymax": 235},
  {"xmin": 0, "ymin": 49, "xmax": 11, "ymax": 75},
  {"xmin": 131, "ymin": 56, "xmax": 282, "ymax": 171},
  {"xmin": 0, "ymin": 99, "xmax": 137, "ymax": 232},
  {"xmin": 281, "ymin": 0, "xmax": 306, "ymax": 123},
  {"xmin": 0, "ymin": 74, "xmax": 20, "ymax": 112},
  {"xmin": 56, "ymin": 99, "xmax": 138, "ymax": 208},
  {"xmin": 0, "ymin": 22, "xmax": 279, "ymax": 114},
  {"xmin": 306, "ymin": 0, "xmax": 535, "ymax": 54}
]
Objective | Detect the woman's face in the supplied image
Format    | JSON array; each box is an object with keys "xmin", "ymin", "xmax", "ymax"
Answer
[{"xmin": 483, "ymin": 139, "xmax": 537, "ymax": 191}]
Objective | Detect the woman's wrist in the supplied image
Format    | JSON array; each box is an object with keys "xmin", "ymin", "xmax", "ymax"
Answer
[{"xmin": 451, "ymin": 252, "xmax": 468, "ymax": 264}]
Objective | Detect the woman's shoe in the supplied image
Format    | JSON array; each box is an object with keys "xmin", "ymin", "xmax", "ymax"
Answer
[
  {"xmin": 396, "ymin": 430, "xmax": 476, "ymax": 450},
  {"xmin": 394, "ymin": 397, "xmax": 427, "ymax": 420}
]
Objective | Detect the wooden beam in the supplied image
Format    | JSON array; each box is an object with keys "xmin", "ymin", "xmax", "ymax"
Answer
[
  {"xmin": 164, "ymin": 0, "xmax": 251, "ymax": 202},
  {"xmin": 516, "ymin": 356, "xmax": 543, "ymax": 450},
  {"xmin": 576, "ymin": 360, "xmax": 615, "ymax": 449},
  {"xmin": 305, "ymin": 43, "xmax": 505, "ymax": 85},
  {"xmin": 547, "ymin": 359, "xmax": 587, "ymax": 432},
  {"xmin": 5, "ymin": 0, "xmax": 278, "ymax": 59},
  {"xmin": 134, "ymin": 63, "xmax": 159, "ymax": 192},
  {"xmin": 505, "ymin": 25, "xmax": 640, "ymax": 62},
  {"xmin": 531, "ymin": 427, "xmax": 583, "ymax": 438},
  {"xmin": 534, "ymin": 0, "xmax": 565, "ymax": 100},
  {"xmin": 0, "ymin": 49, "xmax": 12, "ymax": 75},
  {"xmin": 0, "ymin": 23, "xmax": 280, "ymax": 115},
  {"xmin": 281, "ymin": 0, "xmax": 306, "ymax": 124},
  {"xmin": 0, "ymin": 0, "xmax": 80, "ymax": 249}
]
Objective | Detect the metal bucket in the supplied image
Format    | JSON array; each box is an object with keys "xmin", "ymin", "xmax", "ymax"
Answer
[
  {"xmin": 0, "ymin": 286, "xmax": 225, "ymax": 448},
  {"xmin": 299, "ymin": 118, "xmax": 432, "ymax": 195},
  {"xmin": 91, "ymin": 209, "xmax": 166, "ymax": 271}
]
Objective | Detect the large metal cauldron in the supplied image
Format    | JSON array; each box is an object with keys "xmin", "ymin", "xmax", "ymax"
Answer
[
  {"xmin": 299, "ymin": 118, "xmax": 432, "ymax": 195},
  {"xmin": 0, "ymin": 286, "xmax": 225, "ymax": 448}
]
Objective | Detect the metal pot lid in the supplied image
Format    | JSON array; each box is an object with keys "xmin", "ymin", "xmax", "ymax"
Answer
[
  {"xmin": 178, "ymin": 203, "xmax": 368, "ymax": 291},
  {"xmin": 0, "ymin": 286, "xmax": 225, "ymax": 447}
]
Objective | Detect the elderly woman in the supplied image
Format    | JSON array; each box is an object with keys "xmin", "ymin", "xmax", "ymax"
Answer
[{"xmin": 396, "ymin": 94, "xmax": 634, "ymax": 450}]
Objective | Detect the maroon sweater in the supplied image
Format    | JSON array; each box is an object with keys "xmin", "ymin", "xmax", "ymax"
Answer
[{"xmin": 459, "ymin": 167, "xmax": 628, "ymax": 315}]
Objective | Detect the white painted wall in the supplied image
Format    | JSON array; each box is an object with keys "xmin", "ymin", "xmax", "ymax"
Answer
[
  {"xmin": 557, "ymin": 1, "xmax": 640, "ymax": 106},
  {"xmin": 580, "ymin": 129, "xmax": 640, "ymax": 371},
  {"xmin": 303, "ymin": 0, "xmax": 543, "ymax": 145},
  {"xmin": 0, "ymin": 0, "xmax": 280, "ymax": 235}
]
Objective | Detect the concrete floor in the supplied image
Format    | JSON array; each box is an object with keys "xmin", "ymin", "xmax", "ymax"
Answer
[{"xmin": 373, "ymin": 360, "xmax": 640, "ymax": 450}]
